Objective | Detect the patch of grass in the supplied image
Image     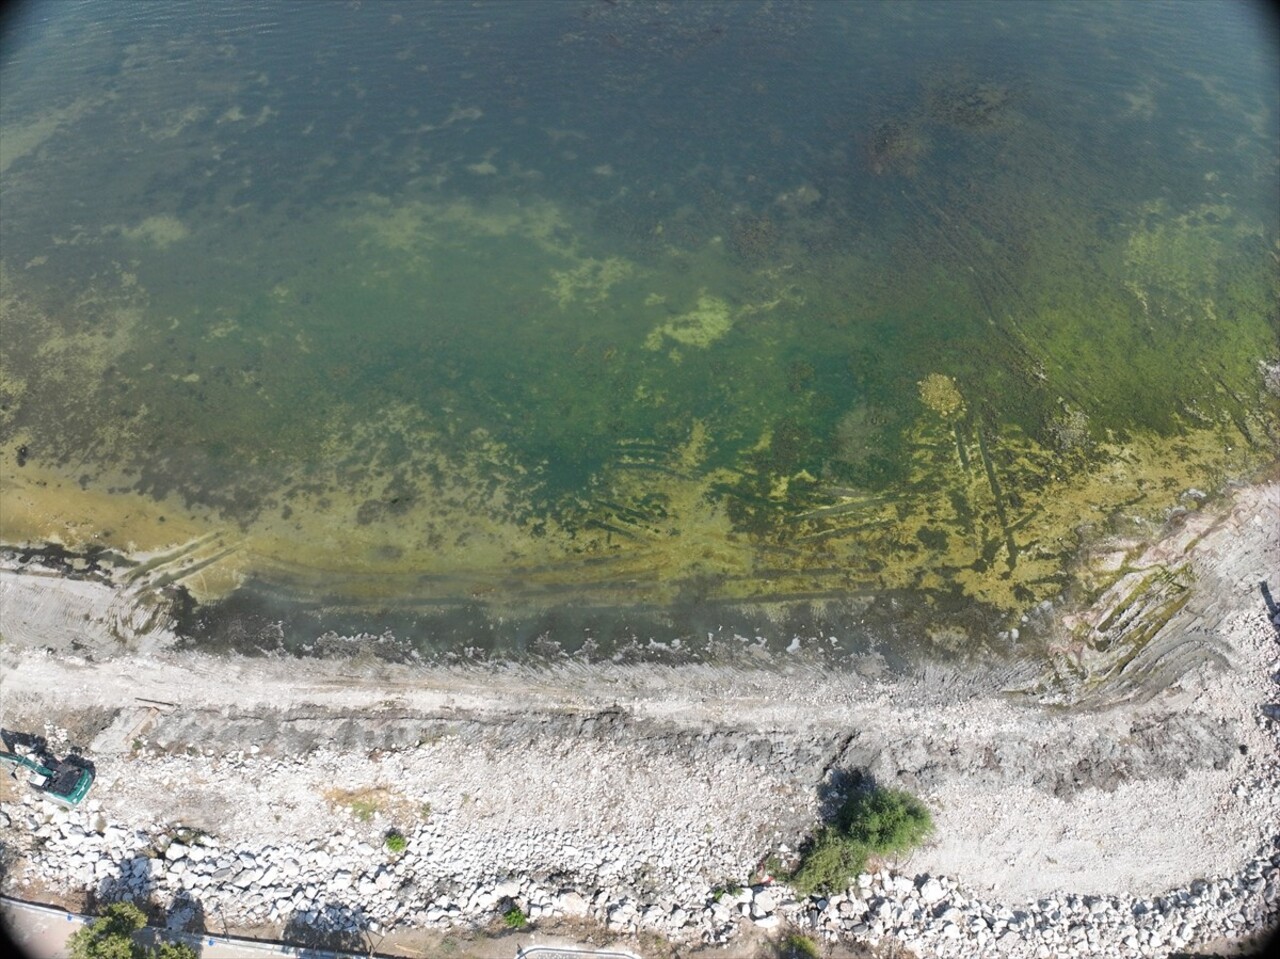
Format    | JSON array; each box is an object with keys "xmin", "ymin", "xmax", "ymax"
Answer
[
  {"xmin": 384, "ymin": 830, "xmax": 407, "ymax": 853},
  {"xmin": 711, "ymin": 881, "xmax": 743, "ymax": 903},
  {"xmin": 789, "ymin": 786, "xmax": 933, "ymax": 895},
  {"xmin": 502, "ymin": 906, "xmax": 528, "ymax": 930},
  {"xmin": 324, "ymin": 786, "xmax": 396, "ymax": 823},
  {"xmin": 781, "ymin": 933, "xmax": 822, "ymax": 959}
]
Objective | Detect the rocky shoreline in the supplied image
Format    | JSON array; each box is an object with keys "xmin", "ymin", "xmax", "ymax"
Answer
[
  {"xmin": 2, "ymin": 481, "xmax": 1278, "ymax": 958},
  {"xmin": 6, "ymin": 791, "xmax": 1279, "ymax": 958}
]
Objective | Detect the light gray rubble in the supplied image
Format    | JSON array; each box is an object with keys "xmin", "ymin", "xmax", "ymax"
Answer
[{"xmin": 6, "ymin": 788, "xmax": 1278, "ymax": 958}]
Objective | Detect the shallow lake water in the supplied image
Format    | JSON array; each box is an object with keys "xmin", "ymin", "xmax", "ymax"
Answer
[{"xmin": 1, "ymin": 0, "xmax": 1276, "ymax": 661}]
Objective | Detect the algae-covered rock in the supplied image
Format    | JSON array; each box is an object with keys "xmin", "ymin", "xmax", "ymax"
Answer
[{"xmin": 917, "ymin": 373, "xmax": 965, "ymax": 419}]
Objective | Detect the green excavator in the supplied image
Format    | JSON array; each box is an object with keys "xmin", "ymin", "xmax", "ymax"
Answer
[{"xmin": 1, "ymin": 750, "xmax": 95, "ymax": 807}]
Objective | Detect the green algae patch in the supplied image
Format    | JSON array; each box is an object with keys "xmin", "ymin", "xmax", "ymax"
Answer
[
  {"xmin": 119, "ymin": 214, "xmax": 191, "ymax": 249},
  {"xmin": 644, "ymin": 292, "xmax": 735, "ymax": 351},
  {"xmin": 1122, "ymin": 202, "xmax": 1267, "ymax": 325},
  {"xmin": 547, "ymin": 256, "xmax": 636, "ymax": 308}
]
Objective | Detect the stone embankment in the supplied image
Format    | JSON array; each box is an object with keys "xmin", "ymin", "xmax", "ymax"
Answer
[{"xmin": 7, "ymin": 783, "xmax": 1277, "ymax": 958}]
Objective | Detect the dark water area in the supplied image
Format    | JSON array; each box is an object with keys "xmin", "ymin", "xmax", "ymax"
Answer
[{"xmin": 1, "ymin": 1, "xmax": 1277, "ymax": 663}]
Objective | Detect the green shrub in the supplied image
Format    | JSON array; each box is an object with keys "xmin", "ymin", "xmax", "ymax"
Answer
[
  {"xmin": 835, "ymin": 785, "xmax": 933, "ymax": 853},
  {"xmin": 788, "ymin": 828, "xmax": 867, "ymax": 896},
  {"xmin": 151, "ymin": 944, "xmax": 198, "ymax": 959},
  {"xmin": 384, "ymin": 830, "xmax": 407, "ymax": 853},
  {"xmin": 789, "ymin": 786, "xmax": 932, "ymax": 895},
  {"xmin": 67, "ymin": 903, "xmax": 198, "ymax": 959},
  {"xmin": 502, "ymin": 906, "xmax": 528, "ymax": 929},
  {"xmin": 69, "ymin": 903, "xmax": 142, "ymax": 959}
]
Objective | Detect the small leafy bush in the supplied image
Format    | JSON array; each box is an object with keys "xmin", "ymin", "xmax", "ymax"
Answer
[
  {"xmin": 502, "ymin": 906, "xmax": 528, "ymax": 929},
  {"xmin": 790, "ymin": 785, "xmax": 932, "ymax": 895},
  {"xmin": 384, "ymin": 830, "xmax": 407, "ymax": 853}
]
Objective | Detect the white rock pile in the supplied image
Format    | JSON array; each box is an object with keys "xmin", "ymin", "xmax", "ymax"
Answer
[
  {"xmin": 8, "ymin": 786, "xmax": 1276, "ymax": 958},
  {"xmin": 798, "ymin": 856, "xmax": 1278, "ymax": 957}
]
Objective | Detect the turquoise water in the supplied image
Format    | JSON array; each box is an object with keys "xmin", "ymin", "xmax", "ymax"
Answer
[{"xmin": 1, "ymin": 1, "xmax": 1276, "ymax": 660}]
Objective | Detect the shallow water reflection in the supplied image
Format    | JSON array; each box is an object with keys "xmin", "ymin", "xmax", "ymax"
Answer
[{"xmin": 1, "ymin": 0, "xmax": 1276, "ymax": 657}]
